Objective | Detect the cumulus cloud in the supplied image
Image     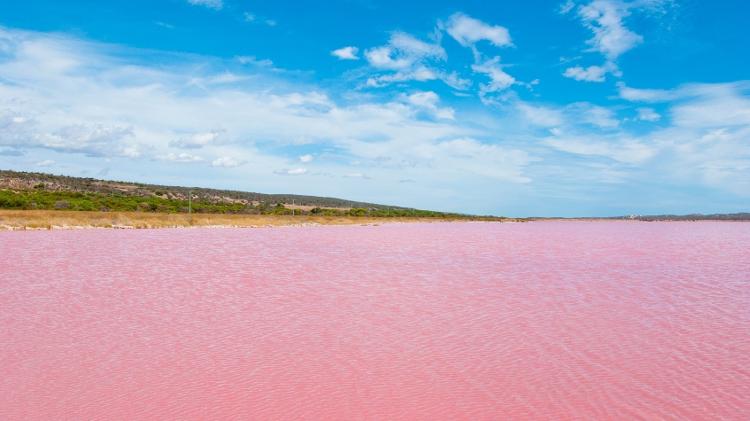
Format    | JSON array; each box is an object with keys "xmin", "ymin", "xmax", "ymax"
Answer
[
  {"xmin": 0, "ymin": 107, "xmax": 138, "ymax": 157},
  {"xmin": 365, "ymin": 32, "xmax": 445, "ymax": 70},
  {"xmin": 441, "ymin": 13, "xmax": 518, "ymax": 98},
  {"xmin": 404, "ymin": 91, "xmax": 455, "ymax": 120},
  {"xmin": 358, "ymin": 13, "xmax": 514, "ymax": 95},
  {"xmin": 186, "ymin": 0, "xmax": 223, "ymax": 10},
  {"xmin": 331, "ymin": 46, "xmax": 359, "ymax": 60},
  {"xmin": 445, "ymin": 13, "xmax": 512, "ymax": 48},
  {"xmin": 299, "ymin": 154, "xmax": 314, "ymax": 163},
  {"xmin": 362, "ymin": 32, "xmax": 461, "ymax": 88}
]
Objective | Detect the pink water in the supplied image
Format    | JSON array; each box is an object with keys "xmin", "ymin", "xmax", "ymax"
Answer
[{"xmin": 1, "ymin": 222, "xmax": 749, "ymax": 420}]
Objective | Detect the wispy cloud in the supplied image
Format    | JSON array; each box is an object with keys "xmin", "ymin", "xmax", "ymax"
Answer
[
  {"xmin": 561, "ymin": 0, "xmax": 671, "ymax": 82},
  {"xmin": 471, "ymin": 57, "xmax": 516, "ymax": 98},
  {"xmin": 154, "ymin": 21, "xmax": 175, "ymax": 30},
  {"xmin": 212, "ymin": 156, "xmax": 246, "ymax": 168},
  {"xmin": 636, "ymin": 107, "xmax": 660, "ymax": 121},
  {"xmin": 275, "ymin": 168, "xmax": 308, "ymax": 176},
  {"xmin": 186, "ymin": 0, "xmax": 223, "ymax": 10},
  {"xmin": 363, "ymin": 31, "xmax": 462, "ymax": 88},
  {"xmin": 243, "ymin": 11, "xmax": 277, "ymax": 26},
  {"xmin": 169, "ymin": 130, "xmax": 224, "ymax": 149},
  {"xmin": 162, "ymin": 152, "xmax": 204, "ymax": 163}
]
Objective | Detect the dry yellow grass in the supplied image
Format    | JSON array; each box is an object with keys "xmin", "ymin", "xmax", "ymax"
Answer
[{"xmin": 0, "ymin": 210, "xmax": 497, "ymax": 230}]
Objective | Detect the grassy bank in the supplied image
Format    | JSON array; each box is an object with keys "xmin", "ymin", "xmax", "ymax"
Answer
[
  {"xmin": 0, "ymin": 210, "xmax": 501, "ymax": 230},
  {"xmin": 0, "ymin": 189, "xmax": 480, "ymax": 219}
]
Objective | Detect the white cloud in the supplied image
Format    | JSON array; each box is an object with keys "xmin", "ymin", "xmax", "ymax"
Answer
[
  {"xmin": 276, "ymin": 168, "xmax": 308, "ymax": 176},
  {"xmin": 211, "ymin": 156, "xmax": 246, "ymax": 168},
  {"xmin": 559, "ymin": 0, "xmax": 576, "ymax": 14},
  {"xmin": 576, "ymin": 0, "xmax": 643, "ymax": 60},
  {"xmin": 617, "ymin": 82, "xmax": 674, "ymax": 101},
  {"xmin": 187, "ymin": 0, "xmax": 223, "ymax": 10},
  {"xmin": 343, "ymin": 172, "xmax": 370, "ymax": 179},
  {"xmin": 563, "ymin": 64, "xmax": 610, "ymax": 82},
  {"xmin": 236, "ymin": 55, "xmax": 274, "ymax": 68},
  {"xmin": 618, "ymin": 82, "xmax": 750, "ymax": 127},
  {"xmin": 562, "ymin": 1, "xmax": 671, "ymax": 82},
  {"xmin": 405, "ymin": 91, "xmax": 455, "ymax": 120},
  {"xmin": 671, "ymin": 92, "xmax": 750, "ymax": 129},
  {"xmin": 155, "ymin": 21, "xmax": 175, "ymax": 30},
  {"xmin": 331, "ymin": 46, "xmax": 359, "ymax": 60},
  {"xmin": 299, "ymin": 154, "xmax": 313, "ymax": 163},
  {"xmin": 242, "ymin": 11, "xmax": 276, "ymax": 26},
  {"xmin": 517, "ymin": 103, "xmax": 565, "ymax": 128},
  {"xmin": 544, "ymin": 134, "xmax": 656, "ymax": 164},
  {"xmin": 445, "ymin": 13, "xmax": 512, "ymax": 48},
  {"xmin": 636, "ymin": 107, "xmax": 661, "ymax": 121},
  {"xmin": 169, "ymin": 130, "xmax": 223, "ymax": 149},
  {"xmin": 571, "ymin": 103, "xmax": 620, "ymax": 128},
  {"xmin": 434, "ymin": 138, "xmax": 533, "ymax": 183},
  {"xmin": 365, "ymin": 46, "xmax": 411, "ymax": 70},
  {"xmin": 440, "ymin": 13, "xmax": 516, "ymax": 99},
  {"xmin": 471, "ymin": 57, "xmax": 515, "ymax": 95},
  {"xmin": 0, "ymin": 113, "xmax": 137, "ymax": 157},
  {"xmin": 163, "ymin": 152, "xmax": 204, "ymax": 163},
  {"xmin": 366, "ymin": 66, "xmax": 438, "ymax": 87},
  {"xmin": 362, "ymin": 32, "xmax": 460, "ymax": 88},
  {"xmin": 365, "ymin": 32, "xmax": 445, "ymax": 70}
]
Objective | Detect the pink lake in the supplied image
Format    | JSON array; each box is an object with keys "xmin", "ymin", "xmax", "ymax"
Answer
[{"xmin": 1, "ymin": 221, "xmax": 749, "ymax": 420}]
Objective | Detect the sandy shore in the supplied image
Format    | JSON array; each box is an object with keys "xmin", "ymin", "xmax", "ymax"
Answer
[{"xmin": 0, "ymin": 210, "xmax": 506, "ymax": 230}]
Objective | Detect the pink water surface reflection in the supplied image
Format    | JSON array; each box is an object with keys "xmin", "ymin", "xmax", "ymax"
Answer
[{"xmin": 1, "ymin": 221, "xmax": 749, "ymax": 420}]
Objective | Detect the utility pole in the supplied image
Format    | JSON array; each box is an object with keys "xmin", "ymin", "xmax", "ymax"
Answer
[{"xmin": 188, "ymin": 189, "xmax": 192, "ymax": 214}]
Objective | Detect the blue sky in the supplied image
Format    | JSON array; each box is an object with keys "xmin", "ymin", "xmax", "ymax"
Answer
[{"xmin": 0, "ymin": 0, "xmax": 748, "ymax": 216}]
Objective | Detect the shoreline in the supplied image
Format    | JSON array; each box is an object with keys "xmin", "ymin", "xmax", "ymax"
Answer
[{"xmin": 0, "ymin": 210, "xmax": 509, "ymax": 231}]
